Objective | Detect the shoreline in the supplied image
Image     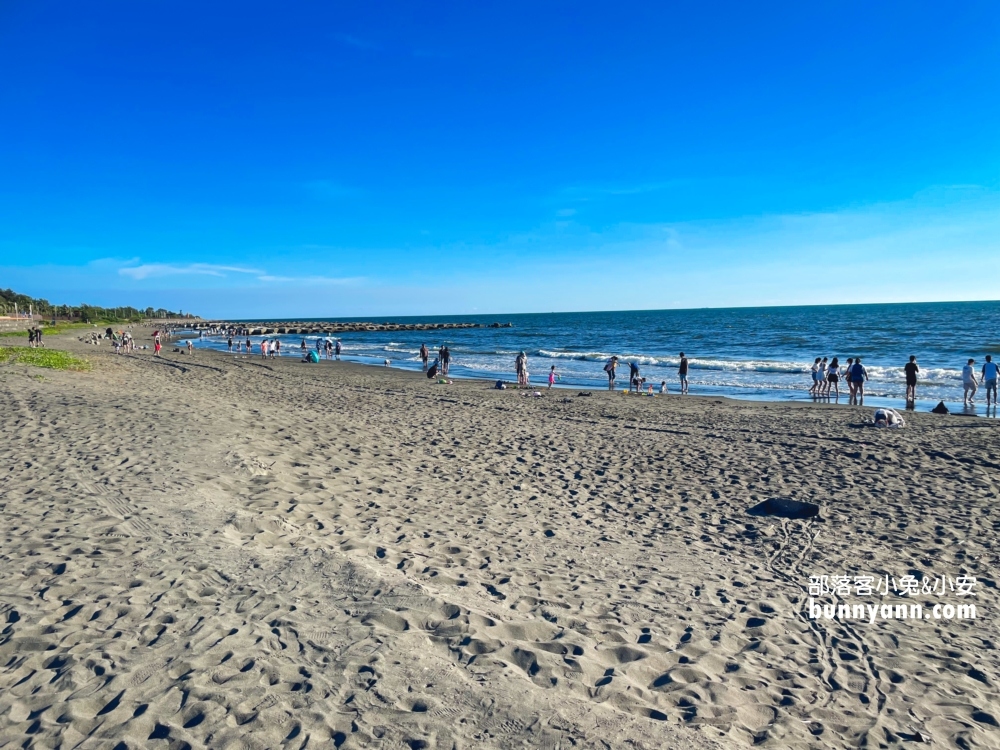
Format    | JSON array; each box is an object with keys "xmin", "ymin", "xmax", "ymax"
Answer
[{"xmin": 181, "ymin": 338, "xmax": 996, "ymax": 418}]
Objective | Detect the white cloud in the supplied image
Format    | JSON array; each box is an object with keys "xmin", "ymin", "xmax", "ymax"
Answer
[
  {"xmin": 119, "ymin": 263, "xmax": 263, "ymax": 280},
  {"xmin": 257, "ymin": 275, "xmax": 363, "ymax": 285}
]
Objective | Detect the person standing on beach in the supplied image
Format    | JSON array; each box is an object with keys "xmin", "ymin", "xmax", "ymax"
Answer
[
  {"xmin": 963, "ymin": 359, "xmax": 978, "ymax": 405},
  {"xmin": 818, "ymin": 357, "xmax": 829, "ymax": 396},
  {"xmin": 904, "ymin": 355, "xmax": 919, "ymax": 403},
  {"xmin": 273, "ymin": 338, "xmax": 280, "ymax": 358},
  {"xmin": 227, "ymin": 336, "xmax": 233, "ymax": 352},
  {"xmin": 335, "ymin": 339, "xmax": 342, "ymax": 360},
  {"xmin": 678, "ymin": 353, "xmax": 689, "ymax": 394},
  {"xmin": 849, "ymin": 357, "xmax": 868, "ymax": 405},
  {"xmin": 442, "ymin": 346, "xmax": 451, "ymax": 376},
  {"xmin": 604, "ymin": 356, "xmax": 618, "ymax": 390},
  {"xmin": 809, "ymin": 357, "xmax": 821, "ymax": 395},
  {"xmin": 153, "ymin": 332, "xmax": 161, "ymax": 356},
  {"xmin": 548, "ymin": 365, "xmax": 557, "ymax": 389},
  {"xmin": 827, "ymin": 357, "xmax": 841, "ymax": 398},
  {"xmin": 982, "ymin": 355, "xmax": 999, "ymax": 406},
  {"xmin": 420, "ymin": 344, "xmax": 429, "ymax": 370},
  {"xmin": 515, "ymin": 351, "xmax": 529, "ymax": 386}
]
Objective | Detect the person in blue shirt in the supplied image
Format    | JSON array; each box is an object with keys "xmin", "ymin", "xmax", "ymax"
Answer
[
  {"xmin": 982, "ymin": 355, "xmax": 999, "ymax": 406},
  {"xmin": 848, "ymin": 357, "xmax": 869, "ymax": 406}
]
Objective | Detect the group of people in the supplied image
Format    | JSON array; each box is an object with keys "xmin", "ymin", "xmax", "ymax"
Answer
[
  {"xmin": 809, "ymin": 354, "xmax": 1000, "ymax": 407},
  {"xmin": 221, "ymin": 335, "xmax": 343, "ymax": 361},
  {"xmin": 809, "ymin": 356, "xmax": 872, "ymax": 404},
  {"xmin": 602, "ymin": 353, "xmax": 690, "ymax": 395},
  {"xmin": 110, "ymin": 330, "xmax": 137, "ymax": 354},
  {"xmin": 421, "ymin": 344, "xmax": 451, "ymax": 377},
  {"xmin": 26, "ymin": 327, "xmax": 44, "ymax": 348},
  {"xmin": 963, "ymin": 356, "xmax": 999, "ymax": 406}
]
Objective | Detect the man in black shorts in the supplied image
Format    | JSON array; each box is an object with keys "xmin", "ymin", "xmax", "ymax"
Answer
[{"xmin": 904, "ymin": 355, "xmax": 919, "ymax": 403}]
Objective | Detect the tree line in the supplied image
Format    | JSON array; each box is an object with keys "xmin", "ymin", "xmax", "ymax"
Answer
[{"xmin": 0, "ymin": 288, "xmax": 196, "ymax": 322}]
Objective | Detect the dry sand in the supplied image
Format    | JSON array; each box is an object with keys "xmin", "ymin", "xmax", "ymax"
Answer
[{"xmin": 1, "ymin": 335, "xmax": 998, "ymax": 749}]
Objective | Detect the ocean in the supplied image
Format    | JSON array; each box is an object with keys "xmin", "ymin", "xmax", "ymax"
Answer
[{"xmin": 185, "ymin": 301, "xmax": 1000, "ymax": 414}]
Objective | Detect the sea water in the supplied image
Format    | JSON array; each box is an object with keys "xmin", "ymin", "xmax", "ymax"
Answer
[{"xmin": 186, "ymin": 301, "xmax": 1000, "ymax": 413}]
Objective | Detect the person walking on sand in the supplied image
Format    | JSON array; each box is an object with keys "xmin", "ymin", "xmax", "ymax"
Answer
[
  {"xmin": 420, "ymin": 343, "xmax": 429, "ymax": 370},
  {"xmin": 604, "ymin": 356, "xmax": 619, "ymax": 390},
  {"xmin": 904, "ymin": 355, "xmax": 919, "ymax": 403},
  {"xmin": 963, "ymin": 359, "xmax": 978, "ymax": 405},
  {"xmin": 849, "ymin": 357, "xmax": 868, "ymax": 405},
  {"xmin": 678, "ymin": 353, "xmax": 689, "ymax": 394},
  {"xmin": 982, "ymin": 355, "xmax": 999, "ymax": 406},
  {"xmin": 548, "ymin": 365, "xmax": 557, "ymax": 389}
]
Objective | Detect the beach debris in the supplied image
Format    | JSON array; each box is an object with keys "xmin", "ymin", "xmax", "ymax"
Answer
[
  {"xmin": 931, "ymin": 401, "xmax": 949, "ymax": 414},
  {"xmin": 747, "ymin": 498, "xmax": 819, "ymax": 520}
]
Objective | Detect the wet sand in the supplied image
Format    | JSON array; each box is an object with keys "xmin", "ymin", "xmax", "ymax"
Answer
[{"xmin": 1, "ymin": 335, "xmax": 998, "ymax": 748}]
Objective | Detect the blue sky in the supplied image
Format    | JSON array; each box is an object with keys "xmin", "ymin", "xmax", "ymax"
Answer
[{"xmin": 1, "ymin": 1, "xmax": 998, "ymax": 317}]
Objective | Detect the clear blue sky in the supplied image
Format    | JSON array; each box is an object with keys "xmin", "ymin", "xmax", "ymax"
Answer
[{"xmin": 1, "ymin": 1, "xmax": 998, "ymax": 317}]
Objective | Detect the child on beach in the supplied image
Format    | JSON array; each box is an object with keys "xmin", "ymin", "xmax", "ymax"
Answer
[
  {"xmin": 659, "ymin": 380, "xmax": 667, "ymax": 394},
  {"xmin": 548, "ymin": 365, "xmax": 556, "ymax": 389}
]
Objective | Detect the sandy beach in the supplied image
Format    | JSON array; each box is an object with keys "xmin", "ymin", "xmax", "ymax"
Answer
[{"xmin": 1, "ymin": 333, "xmax": 998, "ymax": 749}]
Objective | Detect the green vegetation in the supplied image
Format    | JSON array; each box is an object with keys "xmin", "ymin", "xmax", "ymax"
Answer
[
  {"xmin": 0, "ymin": 346, "xmax": 91, "ymax": 371},
  {"xmin": 0, "ymin": 288, "xmax": 196, "ymax": 323}
]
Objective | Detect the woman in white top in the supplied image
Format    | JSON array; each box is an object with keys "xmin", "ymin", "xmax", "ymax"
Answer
[
  {"xmin": 810, "ymin": 357, "xmax": 821, "ymax": 395},
  {"xmin": 963, "ymin": 358, "xmax": 978, "ymax": 405},
  {"xmin": 818, "ymin": 357, "xmax": 829, "ymax": 396},
  {"xmin": 827, "ymin": 357, "xmax": 841, "ymax": 398}
]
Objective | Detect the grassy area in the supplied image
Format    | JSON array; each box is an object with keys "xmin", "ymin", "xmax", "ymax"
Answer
[{"xmin": 0, "ymin": 346, "xmax": 91, "ymax": 371}]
